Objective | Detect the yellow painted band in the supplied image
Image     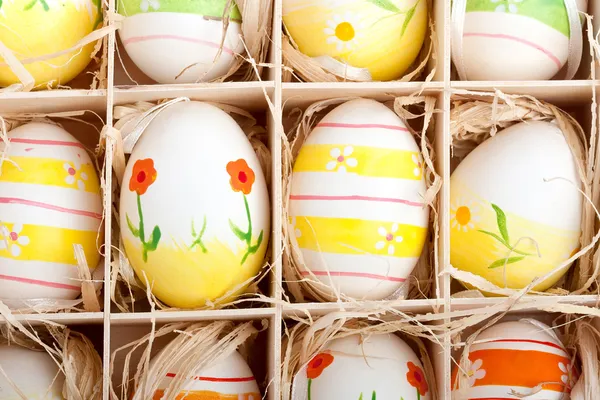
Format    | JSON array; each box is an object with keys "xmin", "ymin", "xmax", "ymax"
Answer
[
  {"xmin": 293, "ymin": 144, "xmax": 423, "ymax": 180},
  {"xmin": 293, "ymin": 216, "xmax": 427, "ymax": 257},
  {"xmin": 0, "ymin": 156, "xmax": 100, "ymax": 193},
  {"xmin": 0, "ymin": 222, "xmax": 99, "ymax": 266}
]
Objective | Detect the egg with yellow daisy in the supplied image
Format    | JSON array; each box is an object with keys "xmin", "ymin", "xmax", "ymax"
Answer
[
  {"xmin": 282, "ymin": 0, "xmax": 428, "ymax": 81},
  {"xmin": 450, "ymin": 121, "xmax": 583, "ymax": 292}
]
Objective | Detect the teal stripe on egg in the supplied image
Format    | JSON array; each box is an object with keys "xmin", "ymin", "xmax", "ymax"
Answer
[
  {"xmin": 466, "ymin": 0, "xmax": 569, "ymax": 37},
  {"xmin": 117, "ymin": 0, "xmax": 242, "ymax": 20}
]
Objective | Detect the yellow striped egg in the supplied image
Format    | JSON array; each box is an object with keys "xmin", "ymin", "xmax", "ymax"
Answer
[
  {"xmin": 289, "ymin": 99, "xmax": 429, "ymax": 300},
  {"xmin": 0, "ymin": 122, "xmax": 102, "ymax": 300},
  {"xmin": 0, "ymin": 0, "xmax": 101, "ymax": 88}
]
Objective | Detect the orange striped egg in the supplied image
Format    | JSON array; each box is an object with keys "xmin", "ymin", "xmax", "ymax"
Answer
[
  {"xmin": 138, "ymin": 348, "xmax": 260, "ymax": 400},
  {"xmin": 452, "ymin": 319, "xmax": 576, "ymax": 399},
  {"xmin": 0, "ymin": 122, "xmax": 102, "ymax": 300},
  {"xmin": 288, "ymin": 98, "xmax": 429, "ymax": 300}
]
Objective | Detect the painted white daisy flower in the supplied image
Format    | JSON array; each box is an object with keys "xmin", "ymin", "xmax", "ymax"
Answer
[
  {"xmin": 375, "ymin": 223, "xmax": 403, "ymax": 256},
  {"xmin": 0, "ymin": 224, "xmax": 30, "ymax": 257},
  {"xmin": 491, "ymin": 0, "xmax": 522, "ymax": 13},
  {"xmin": 64, "ymin": 158, "xmax": 89, "ymax": 191},
  {"xmin": 70, "ymin": 0, "xmax": 95, "ymax": 21},
  {"xmin": 467, "ymin": 359, "xmax": 486, "ymax": 387},
  {"xmin": 140, "ymin": 0, "xmax": 159, "ymax": 12},
  {"xmin": 325, "ymin": 146, "xmax": 358, "ymax": 173},
  {"xmin": 324, "ymin": 12, "xmax": 365, "ymax": 52},
  {"xmin": 451, "ymin": 198, "xmax": 481, "ymax": 232}
]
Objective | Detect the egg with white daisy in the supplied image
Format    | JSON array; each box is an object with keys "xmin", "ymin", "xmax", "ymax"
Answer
[
  {"xmin": 283, "ymin": 0, "xmax": 428, "ymax": 81},
  {"xmin": 450, "ymin": 121, "xmax": 583, "ymax": 292},
  {"xmin": 288, "ymin": 99, "xmax": 429, "ymax": 301}
]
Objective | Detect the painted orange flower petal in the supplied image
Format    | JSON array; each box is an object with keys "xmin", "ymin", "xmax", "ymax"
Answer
[
  {"xmin": 129, "ymin": 158, "xmax": 157, "ymax": 195},
  {"xmin": 226, "ymin": 159, "xmax": 255, "ymax": 195},
  {"xmin": 407, "ymin": 361, "xmax": 428, "ymax": 396},
  {"xmin": 306, "ymin": 352, "xmax": 334, "ymax": 379}
]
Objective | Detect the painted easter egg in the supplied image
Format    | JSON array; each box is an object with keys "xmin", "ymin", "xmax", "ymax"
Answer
[
  {"xmin": 452, "ymin": 319, "xmax": 576, "ymax": 398},
  {"xmin": 289, "ymin": 98, "xmax": 429, "ymax": 300},
  {"xmin": 301, "ymin": 334, "xmax": 430, "ymax": 399},
  {"xmin": 117, "ymin": 0, "xmax": 244, "ymax": 84},
  {"xmin": 454, "ymin": 0, "xmax": 587, "ymax": 80},
  {"xmin": 120, "ymin": 101, "xmax": 270, "ymax": 309},
  {"xmin": 144, "ymin": 348, "xmax": 261, "ymax": 400},
  {"xmin": 0, "ymin": 344, "xmax": 65, "ymax": 399},
  {"xmin": 0, "ymin": 123, "xmax": 103, "ymax": 300},
  {"xmin": 0, "ymin": 0, "xmax": 101, "ymax": 88},
  {"xmin": 282, "ymin": 0, "xmax": 427, "ymax": 81},
  {"xmin": 450, "ymin": 121, "xmax": 582, "ymax": 291}
]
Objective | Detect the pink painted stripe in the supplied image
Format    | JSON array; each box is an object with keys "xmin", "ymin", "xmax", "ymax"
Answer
[
  {"xmin": 463, "ymin": 32, "xmax": 562, "ymax": 69},
  {"xmin": 316, "ymin": 122, "xmax": 409, "ymax": 132},
  {"xmin": 301, "ymin": 270, "xmax": 406, "ymax": 283},
  {"xmin": 9, "ymin": 138, "xmax": 86, "ymax": 150},
  {"xmin": 165, "ymin": 373, "xmax": 255, "ymax": 382},
  {"xmin": 0, "ymin": 274, "xmax": 80, "ymax": 291},
  {"xmin": 123, "ymin": 35, "xmax": 235, "ymax": 56},
  {"xmin": 290, "ymin": 194, "xmax": 424, "ymax": 207},
  {"xmin": 0, "ymin": 197, "xmax": 102, "ymax": 220}
]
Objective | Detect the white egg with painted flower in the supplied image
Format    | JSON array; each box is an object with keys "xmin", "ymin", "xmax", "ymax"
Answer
[{"xmin": 289, "ymin": 98, "xmax": 429, "ymax": 300}]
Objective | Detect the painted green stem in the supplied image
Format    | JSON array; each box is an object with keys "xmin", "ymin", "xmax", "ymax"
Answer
[
  {"xmin": 307, "ymin": 378, "xmax": 312, "ymax": 400},
  {"xmin": 126, "ymin": 193, "xmax": 161, "ymax": 262},
  {"xmin": 229, "ymin": 194, "xmax": 264, "ymax": 265},
  {"xmin": 417, "ymin": 389, "xmax": 421, "ymax": 400}
]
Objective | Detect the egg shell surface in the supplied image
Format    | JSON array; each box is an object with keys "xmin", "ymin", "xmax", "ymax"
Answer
[
  {"xmin": 450, "ymin": 121, "xmax": 582, "ymax": 291},
  {"xmin": 456, "ymin": 0, "xmax": 587, "ymax": 80},
  {"xmin": 0, "ymin": 0, "xmax": 101, "ymax": 88},
  {"xmin": 148, "ymin": 348, "xmax": 260, "ymax": 400},
  {"xmin": 303, "ymin": 334, "xmax": 430, "ymax": 399},
  {"xmin": 120, "ymin": 102, "xmax": 270, "ymax": 309},
  {"xmin": 452, "ymin": 320, "xmax": 575, "ymax": 399},
  {"xmin": 0, "ymin": 123, "xmax": 102, "ymax": 300},
  {"xmin": 289, "ymin": 98, "xmax": 429, "ymax": 300},
  {"xmin": 0, "ymin": 344, "xmax": 65, "ymax": 399},
  {"xmin": 282, "ymin": 0, "xmax": 427, "ymax": 81},
  {"xmin": 117, "ymin": 0, "xmax": 243, "ymax": 84}
]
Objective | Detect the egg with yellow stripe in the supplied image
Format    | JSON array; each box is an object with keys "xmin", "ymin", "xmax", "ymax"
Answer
[
  {"xmin": 289, "ymin": 98, "xmax": 429, "ymax": 300},
  {"xmin": 0, "ymin": 122, "xmax": 103, "ymax": 300},
  {"xmin": 0, "ymin": 0, "xmax": 102, "ymax": 88}
]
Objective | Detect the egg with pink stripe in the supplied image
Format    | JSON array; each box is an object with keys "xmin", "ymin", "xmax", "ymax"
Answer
[
  {"xmin": 117, "ymin": 0, "xmax": 244, "ymax": 84},
  {"xmin": 0, "ymin": 122, "xmax": 103, "ymax": 301},
  {"xmin": 288, "ymin": 98, "xmax": 429, "ymax": 301},
  {"xmin": 454, "ymin": 0, "xmax": 587, "ymax": 80}
]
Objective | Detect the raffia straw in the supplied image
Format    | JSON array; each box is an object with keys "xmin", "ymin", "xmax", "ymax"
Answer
[
  {"xmin": 0, "ymin": 303, "xmax": 102, "ymax": 399},
  {"xmin": 109, "ymin": 320, "xmax": 264, "ymax": 400},
  {"xmin": 0, "ymin": 0, "xmax": 114, "ymax": 92},
  {"xmin": 0, "ymin": 113, "xmax": 106, "ymax": 313},
  {"xmin": 448, "ymin": 89, "xmax": 600, "ymax": 297},
  {"xmin": 109, "ymin": 98, "xmax": 274, "ymax": 312},
  {"xmin": 281, "ymin": 0, "xmax": 436, "ymax": 83},
  {"xmin": 281, "ymin": 95, "xmax": 441, "ymax": 303},
  {"xmin": 110, "ymin": 0, "xmax": 272, "ymax": 84},
  {"xmin": 281, "ymin": 312, "xmax": 439, "ymax": 400}
]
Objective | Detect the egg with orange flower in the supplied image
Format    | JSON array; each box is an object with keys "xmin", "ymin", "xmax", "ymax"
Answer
[
  {"xmin": 119, "ymin": 101, "xmax": 270, "ymax": 308},
  {"xmin": 299, "ymin": 334, "xmax": 430, "ymax": 399}
]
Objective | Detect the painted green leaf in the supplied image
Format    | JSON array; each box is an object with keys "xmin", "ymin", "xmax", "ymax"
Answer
[
  {"xmin": 400, "ymin": 0, "xmax": 419, "ymax": 37},
  {"xmin": 146, "ymin": 225, "xmax": 161, "ymax": 251},
  {"xmin": 371, "ymin": 391, "xmax": 376, "ymax": 400},
  {"xmin": 358, "ymin": 394, "xmax": 363, "ymax": 400},
  {"xmin": 366, "ymin": 0, "xmax": 401, "ymax": 13},
  {"xmin": 126, "ymin": 214, "xmax": 139, "ymax": 238},
  {"xmin": 488, "ymin": 256, "xmax": 526, "ymax": 269},
  {"xmin": 255, "ymin": 230, "xmax": 264, "ymax": 250},
  {"xmin": 478, "ymin": 230, "xmax": 508, "ymax": 246},
  {"xmin": 491, "ymin": 203, "xmax": 509, "ymax": 243},
  {"xmin": 0, "ymin": 0, "xmax": 3, "ymax": 11},
  {"xmin": 229, "ymin": 219, "xmax": 247, "ymax": 241}
]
